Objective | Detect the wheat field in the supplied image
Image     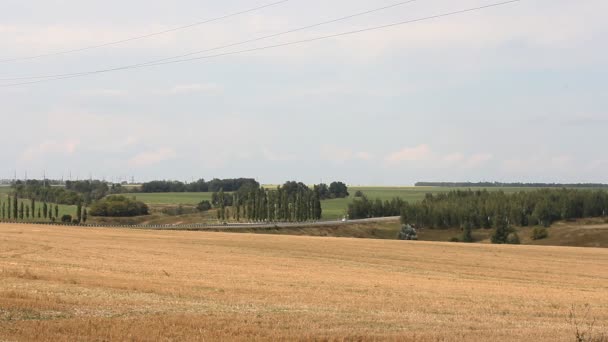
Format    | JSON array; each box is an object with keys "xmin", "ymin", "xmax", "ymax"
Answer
[{"xmin": 1, "ymin": 223, "xmax": 607, "ymax": 341}]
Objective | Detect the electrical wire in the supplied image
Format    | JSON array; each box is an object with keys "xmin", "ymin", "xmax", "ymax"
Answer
[{"xmin": 0, "ymin": 0, "xmax": 520, "ymax": 88}]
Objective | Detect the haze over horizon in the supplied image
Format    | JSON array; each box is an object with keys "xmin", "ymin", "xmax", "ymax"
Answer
[{"xmin": 1, "ymin": 0, "xmax": 606, "ymax": 185}]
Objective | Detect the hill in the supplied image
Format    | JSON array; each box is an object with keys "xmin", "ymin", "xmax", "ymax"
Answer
[{"xmin": 1, "ymin": 223, "xmax": 607, "ymax": 341}]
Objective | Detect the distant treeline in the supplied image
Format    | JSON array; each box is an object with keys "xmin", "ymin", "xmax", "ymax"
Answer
[
  {"xmin": 12, "ymin": 180, "xmax": 126, "ymax": 205},
  {"xmin": 401, "ymin": 189, "xmax": 608, "ymax": 228},
  {"xmin": 415, "ymin": 182, "xmax": 608, "ymax": 188},
  {"xmin": 140, "ymin": 178, "xmax": 259, "ymax": 193}
]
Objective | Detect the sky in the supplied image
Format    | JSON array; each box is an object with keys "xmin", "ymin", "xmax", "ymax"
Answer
[{"xmin": 0, "ymin": 0, "xmax": 606, "ymax": 185}]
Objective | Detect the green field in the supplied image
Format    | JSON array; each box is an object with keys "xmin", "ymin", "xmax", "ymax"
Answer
[{"xmin": 129, "ymin": 192, "xmax": 214, "ymax": 205}]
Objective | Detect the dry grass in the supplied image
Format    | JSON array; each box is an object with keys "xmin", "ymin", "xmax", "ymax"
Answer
[{"xmin": 0, "ymin": 223, "xmax": 607, "ymax": 341}]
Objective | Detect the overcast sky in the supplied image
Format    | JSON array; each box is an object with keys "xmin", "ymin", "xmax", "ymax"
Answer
[{"xmin": 1, "ymin": 0, "xmax": 606, "ymax": 185}]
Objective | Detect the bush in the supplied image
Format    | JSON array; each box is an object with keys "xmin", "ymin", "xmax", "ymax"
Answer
[
  {"xmin": 354, "ymin": 190, "xmax": 364, "ymax": 198},
  {"xmin": 89, "ymin": 196, "xmax": 149, "ymax": 217},
  {"xmin": 506, "ymin": 232, "xmax": 521, "ymax": 245},
  {"xmin": 61, "ymin": 214, "xmax": 72, "ymax": 223},
  {"xmin": 449, "ymin": 237, "xmax": 460, "ymax": 242},
  {"xmin": 531, "ymin": 227, "xmax": 549, "ymax": 240},
  {"xmin": 196, "ymin": 200, "xmax": 212, "ymax": 212}
]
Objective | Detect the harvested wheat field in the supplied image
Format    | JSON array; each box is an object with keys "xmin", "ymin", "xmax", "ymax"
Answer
[{"xmin": 1, "ymin": 224, "xmax": 607, "ymax": 341}]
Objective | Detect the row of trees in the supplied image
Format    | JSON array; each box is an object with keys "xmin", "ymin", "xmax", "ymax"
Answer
[
  {"xmin": 415, "ymin": 182, "xmax": 608, "ymax": 188},
  {"xmin": 211, "ymin": 182, "xmax": 323, "ymax": 222},
  {"xmin": 0, "ymin": 195, "xmax": 59, "ymax": 221},
  {"xmin": 400, "ymin": 189, "xmax": 608, "ymax": 229},
  {"xmin": 140, "ymin": 178, "xmax": 259, "ymax": 193},
  {"xmin": 12, "ymin": 180, "xmax": 113, "ymax": 205},
  {"xmin": 347, "ymin": 196, "xmax": 405, "ymax": 219}
]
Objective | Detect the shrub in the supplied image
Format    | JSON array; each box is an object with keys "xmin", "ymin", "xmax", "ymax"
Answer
[
  {"xmin": 531, "ymin": 227, "xmax": 549, "ymax": 240},
  {"xmin": 354, "ymin": 191, "xmax": 364, "ymax": 198},
  {"xmin": 89, "ymin": 196, "xmax": 149, "ymax": 217},
  {"xmin": 506, "ymin": 232, "xmax": 521, "ymax": 245},
  {"xmin": 196, "ymin": 200, "xmax": 212, "ymax": 212},
  {"xmin": 449, "ymin": 237, "xmax": 460, "ymax": 242},
  {"xmin": 61, "ymin": 214, "xmax": 72, "ymax": 223}
]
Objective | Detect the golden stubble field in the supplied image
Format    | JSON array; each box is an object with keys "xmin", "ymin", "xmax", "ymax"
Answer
[{"xmin": 1, "ymin": 224, "xmax": 607, "ymax": 341}]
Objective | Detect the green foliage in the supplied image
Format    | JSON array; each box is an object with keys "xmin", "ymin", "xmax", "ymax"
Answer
[
  {"xmin": 401, "ymin": 189, "xmax": 608, "ymax": 229},
  {"xmin": 89, "ymin": 196, "xmax": 149, "ymax": 217},
  {"xmin": 531, "ymin": 227, "xmax": 549, "ymax": 240},
  {"xmin": 141, "ymin": 178, "xmax": 259, "ymax": 193},
  {"xmin": 348, "ymin": 195, "xmax": 404, "ymax": 219},
  {"xmin": 461, "ymin": 221, "xmax": 474, "ymax": 243},
  {"xmin": 196, "ymin": 200, "xmax": 212, "ymax": 212},
  {"xmin": 354, "ymin": 190, "xmax": 364, "ymax": 197},
  {"xmin": 491, "ymin": 215, "xmax": 512, "ymax": 244},
  {"xmin": 398, "ymin": 224, "xmax": 418, "ymax": 240},
  {"xmin": 506, "ymin": 232, "xmax": 521, "ymax": 245},
  {"xmin": 61, "ymin": 214, "xmax": 72, "ymax": 223}
]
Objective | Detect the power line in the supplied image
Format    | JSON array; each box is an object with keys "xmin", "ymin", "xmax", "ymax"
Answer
[
  {"xmin": 0, "ymin": 0, "xmax": 520, "ymax": 88},
  {"xmin": 0, "ymin": 0, "xmax": 290, "ymax": 64},
  {"xmin": 1, "ymin": 0, "xmax": 419, "ymax": 81}
]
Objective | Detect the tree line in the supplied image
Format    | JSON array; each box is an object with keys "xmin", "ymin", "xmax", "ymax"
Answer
[
  {"xmin": 415, "ymin": 182, "xmax": 608, "ymax": 188},
  {"xmin": 400, "ymin": 188, "xmax": 608, "ymax": 229},
  {"xmin": 11, "ymin": 180, "xmax": 120, "ymax": 205},
  {"xmin": 0, "ymin": 194, "xmax": 60, "ymax": 221},
  {"xmin": 140, "ymin": 178, "xmax": 259, "ymax": 193},
  {"xmin": 347, "ymin": 196, "xmax": 405, "ymax": 219},
  {"xmin": 210, "ymin": 181, "xmax": 324, "ymax": 222}
]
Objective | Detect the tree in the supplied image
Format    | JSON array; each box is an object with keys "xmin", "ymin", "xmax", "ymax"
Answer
[
  {"xmin": 329, "ymin": 181, "xmax": 349, "ymax": 199},
  {"xmin": 461, "ymin": 221, "xmax": 474, "ymax": 243},
  {"xmin": 196, "ymin": 200, "xmax": 212, "ymax": 212},
  {"xmin": 82, "ymin": 208, "xmax": 88, "ymax": 223},
  {"xmin": 491, "ymin": 215, "xmax": 511, "ymax": 244},
  {"xmin": 26, "ymin": 205, "xmax": 30, "ymax": 219},
  {"xmin": 43, "ymin": 202, "xmax": 48, "ymax": 219},
  {"xmin": 55, "ymin": 205, "xmax": 59, "ymax": 219},
  {"xmin": 76, "ymin": 201, "xmax": 83, "ymax": 223},
  {"xmin": 13, "ymin": 194, "xmax": 18, "ymax": 219},
  {"xmin": 19, "ymin": 202, "xmax": 24, "ymax": 220}
]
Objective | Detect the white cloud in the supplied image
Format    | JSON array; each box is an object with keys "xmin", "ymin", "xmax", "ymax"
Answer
[
  {"xmin": 128, "ymin": 148, "xmax": 176, "ymax": 167},
  {"xmin": 385, "ymin": 144, "xmax": 432, "ymax": 164},
  {"xmin": 21, "ymin": 140, "xmax": 79, "ymax": 162}
]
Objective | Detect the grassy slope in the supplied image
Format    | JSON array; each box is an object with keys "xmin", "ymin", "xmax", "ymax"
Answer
[
  {"xmin": 243, "ymin": 218, "xmax": 608, "ymax": 248},
  {"xmin": 0, "ymin": 224, "xmax": 607, "ymax": 341}
]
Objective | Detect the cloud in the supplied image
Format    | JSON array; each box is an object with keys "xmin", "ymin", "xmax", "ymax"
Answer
[
  {"xmin": 128, "ymin": 148, "xmax": 176, "ymax": 167},
  {"xmin": 385, "ymin": 144, "xmax": 432, "ymax": 164},
  {"xmin": 21, "ymin": 140, "xmax": 79, "ymax": 162},
  {"xmin": 320, "ymin": 145, "xmax": 373, "ymax": 163}
]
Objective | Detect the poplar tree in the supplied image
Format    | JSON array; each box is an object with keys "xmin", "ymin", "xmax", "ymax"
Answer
[
  {"xmin": 43, "ymin": 202, "xmax": 48, "ymax": 219},
  {"xmin": 55, "ymin": 205, "xmax": 59, "ymax": 219},
  {"xmin": 26, "ymin": 205, "xmax": 30, "ymax": 219},
  {"xmin": 13, "ymin": 194, "xmax": 18, "ymax": 219},
  {"xmin": 76, "ymin": 201, "xmax": 83, "ymax": 223},
  {"xmin": 19, "ymin": 202, "xmax": 24, "ymax": 220}
]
